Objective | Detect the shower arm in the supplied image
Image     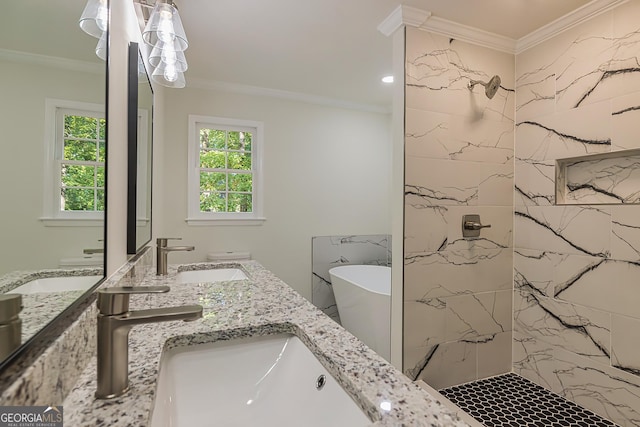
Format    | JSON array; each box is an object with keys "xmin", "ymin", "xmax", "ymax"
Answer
[{"xmin": 468, "ymin": 79, "xmax": 486, "ymax": 90}]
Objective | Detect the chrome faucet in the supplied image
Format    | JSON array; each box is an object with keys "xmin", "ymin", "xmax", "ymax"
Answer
[
  {"xmin": 156, "ymin": 237, "xmax": 195, "ymax": 275},
  {"xmin": 0, "ymin": 294, "xmax": 22, "ymax": 360},
  {"xmin": 95, "ymin": 286, "xmax": 202, "ymax": 399},
  {"xmin": 83, "ymin": 248, "xmax": 104, "ymax": 255}
]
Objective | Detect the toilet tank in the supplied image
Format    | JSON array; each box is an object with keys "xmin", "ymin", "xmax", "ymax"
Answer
[
  {"xmin": 59, "ymin": 256, "xmax": 104, "ymax": 268},
  {"xmin": 206, "ymin": 252, "xmax": 251, "ymax": 262}
]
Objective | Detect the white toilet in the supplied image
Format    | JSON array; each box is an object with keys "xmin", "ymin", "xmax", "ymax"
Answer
[
  {"xmin": 59, "ymin": 256, "xmax": 104, "ymax": 268},
  {"xmin": 206, "ymin": 251, "xmax": 251, "ymax": 262}
]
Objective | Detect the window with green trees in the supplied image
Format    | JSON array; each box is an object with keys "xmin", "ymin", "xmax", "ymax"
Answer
[
  {"xmin": 187, "ymin": 115, "xmax": 263, "ymax": 224},
  {"xmin": 60, "ymin": 112, "xmax": 106, "ymax": 212},
  {"xmin": 199, "ymin": 128, "xmax": 253, "ymax": 213}
]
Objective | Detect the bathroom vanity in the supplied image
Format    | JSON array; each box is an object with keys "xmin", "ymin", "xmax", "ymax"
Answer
[{"xmin": 62, "ymin": 259, "xmax": 470, "ymax": 426}]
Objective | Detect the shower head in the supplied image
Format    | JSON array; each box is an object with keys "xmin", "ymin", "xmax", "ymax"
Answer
[{"xmin": 468, "ymin": 75, "xmax": 501, "ymax": 99}]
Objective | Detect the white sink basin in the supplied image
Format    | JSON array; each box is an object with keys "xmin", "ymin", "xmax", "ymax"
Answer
[
  {"xmin": 176, "ymin": 268, "xmax": 247, "ymax": 283},
  {"xmin": 7, "ymin": 275, "xmax": 102, "ymax": 294},
  {"xmin": 150, "ymin": 334, "xmax": 371, "ymax": 427}
]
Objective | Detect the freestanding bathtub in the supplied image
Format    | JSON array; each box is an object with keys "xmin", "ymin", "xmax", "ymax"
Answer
[{"xmin": 329, "ymin": 265, "xmax": 391, "ymax": 361}]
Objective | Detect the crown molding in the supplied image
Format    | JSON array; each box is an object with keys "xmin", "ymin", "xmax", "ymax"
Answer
[
  {"xmin": 381, "ymin": 1, "xmax": 628, "ymax": 55},
  {"xmin": 0, "ymin": 48, "xmax": 104, "ymax": 74},
  {"xmin": 421, "ymin": 16, "xmax": 516, "ymax": 54},
  {"xmin": 377, "ymin": 5, "xmax": 431, "ymax": 37},
  {"xmin": 187, "ymin": 78, "xmax": 391, "ymax": 114},
  {"xmin": 378, "ymin": 5, "xmax": 515, "ymax": 52},
  {"xmin": 516, "ymin": 0, "xmax": 629, "ymax": 53}
]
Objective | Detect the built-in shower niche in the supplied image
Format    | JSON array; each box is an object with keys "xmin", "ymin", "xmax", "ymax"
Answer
[{"xmin": 555, "ymin": 148, "xmax": 640, "ymax": 205}]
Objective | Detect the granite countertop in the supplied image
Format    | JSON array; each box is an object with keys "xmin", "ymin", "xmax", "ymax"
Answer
[
  {"xmin": 0, "ymin": 268, "xmax": 103, "ymax": 342},
  {"xmin": 0, "ymin": 268, "xmax": 103, "ymax": 294},
  {"xmin": 64, "ymin": 261, "xmax": 469, "ymax": 426}
]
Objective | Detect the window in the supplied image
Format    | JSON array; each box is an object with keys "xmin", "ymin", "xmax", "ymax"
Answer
[
  {"xmin": 187, "ymin": 115, "xmax": 264, "ymax": 225},
  {"xmin": 42, "ymin": 99, "xmax": 105, "ymax": 225}
]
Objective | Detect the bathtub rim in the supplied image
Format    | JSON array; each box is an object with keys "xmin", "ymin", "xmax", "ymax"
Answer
[{"xmin": 328, "ymin": 265, "xmax": 391, "ymax": 296}]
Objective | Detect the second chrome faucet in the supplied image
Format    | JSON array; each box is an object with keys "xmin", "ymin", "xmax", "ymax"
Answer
[{"xmin": 156, "ymin": 237, "xmax": 194, "ymax": 275}]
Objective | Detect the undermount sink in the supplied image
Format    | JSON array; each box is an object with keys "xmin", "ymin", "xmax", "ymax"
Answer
[
  {"xmin": 175, "ymin": 268, "xmax": 247, "ymax": 283},
  {"xmin": 7, "ymin": 275, "xmax": 102, "ymax": 294},
  {"xmin": 149, "ymin": 333, "xmax": 371, "ymax": 427}
]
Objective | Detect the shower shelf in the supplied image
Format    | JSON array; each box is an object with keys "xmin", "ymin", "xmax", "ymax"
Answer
[{"xmin": 555, "ymin": 148, "xmax": 640, "ymax": 205}]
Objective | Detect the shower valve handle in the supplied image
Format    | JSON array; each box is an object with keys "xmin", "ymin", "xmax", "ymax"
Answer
[
  {"xmin": 463, "ymin": 221, "xmax": 491, "ymax": 231},
  {"xmin": 462, "ymin": 214, "xmax": 491, "ymax": 238}
]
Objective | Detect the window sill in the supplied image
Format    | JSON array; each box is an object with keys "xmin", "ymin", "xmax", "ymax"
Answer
[
  {"xmin": 40, "ymin": 217, "xmax": 104, "ymax": 227},
  {"xmin": 185, "ymin": 217, "xmax": 266, "ymax": 226}
]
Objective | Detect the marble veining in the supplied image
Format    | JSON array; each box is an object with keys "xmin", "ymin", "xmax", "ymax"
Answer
[
  {"xmin": 513, "ymin": 331, "xmax": 640, "ymax": 426},
  {"xmin": 559, "ymin": 155, "xmax": 640, "ymax": 204},
  {"xmin": 517, "ymin": 121, "xmax": 611, "ymax": 146},
  {"xmin": 62, "ymin": 259, "xmax": 468, "ymax": 427},
  {"xmin": 403, "ymin": 27, "xmax": 514, "ymax": 391}
]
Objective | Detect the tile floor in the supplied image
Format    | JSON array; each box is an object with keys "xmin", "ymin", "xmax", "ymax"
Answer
[{"xmin": 439, "ymin": 373, "xmax": 618, "ymax": 427}]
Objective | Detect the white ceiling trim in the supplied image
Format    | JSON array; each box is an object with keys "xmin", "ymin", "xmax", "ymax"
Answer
[
  {"xmin": 420, "ymin": 16, "xmax": 517, "ymax": 54},
  {"xmin": 381, "ymin": 0, "xmax": 628, "ymax": 55},
  {"xmin": 377, "ymin": 5, "xmax": 431, "ymax": 37},
  {"xmin": 0, "ymin": 48, "xmax": 104, "ymax": 74},
  {"xmin": 516, "ymin": 0, "xmax": 629, "ymax": 53},
  {"xmin": 187, "ymin": 78, "xmax": 391, "ymax": 114}
]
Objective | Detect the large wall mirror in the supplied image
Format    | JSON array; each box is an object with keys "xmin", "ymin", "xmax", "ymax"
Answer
[
  {"xmin": 127, "ymin": 42, "xmax": 153, "ymax": 254},
  {"xmin": 0, "ymin": 0, "xmax": 107, "ymax": 368}
]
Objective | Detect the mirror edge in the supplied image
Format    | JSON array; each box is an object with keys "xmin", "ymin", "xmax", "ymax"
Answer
[
  {"xmin": 126, "ymin": 41, "xmax": 153, "ymax": 255},
  {"xmin": 0, "ymin": 0, "xmax": 110, "ymax": 386},
  {"xmin": 126, "ymin": 41, "xmax": 139, "ymax": 254}
]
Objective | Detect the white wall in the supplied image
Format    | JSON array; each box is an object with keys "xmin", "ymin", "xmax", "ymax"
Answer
[
  {"xmin": 390, "ymin": 27, "xmax": 405, "ymax": 369},
  {"xmin": 106, "ymin": 0, "xmax": 161, "ymax": 274},
  {"xmin": 0, "ymin": 60, "xmax": 104, "ymax": 274},
  {"xmin": 156, "ymin": 87, "xmax": 392, "ymax": 299}
]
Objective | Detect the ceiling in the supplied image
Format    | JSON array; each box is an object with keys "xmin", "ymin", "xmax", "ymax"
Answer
[
  {"xmin": 178, "ymin": 0, "xmax": 593, "ymax": 110},
  {"xmin": 0, "ymin": 0, "xmax": 598, "ymax": 110},
  {"xmin": 1, "ymin": 0, "xmax": 100, "ymax": 63}
]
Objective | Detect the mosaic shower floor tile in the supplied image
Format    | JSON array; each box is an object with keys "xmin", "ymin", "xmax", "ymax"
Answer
[{"xmin": 439, "ymin": 373, "xmax": 618, "ymax": 427}]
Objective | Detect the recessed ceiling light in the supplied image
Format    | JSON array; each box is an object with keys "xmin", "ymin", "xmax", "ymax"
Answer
[{"xmin": 381, "ymin": 75, "xmax": 394, "ymax": 83}]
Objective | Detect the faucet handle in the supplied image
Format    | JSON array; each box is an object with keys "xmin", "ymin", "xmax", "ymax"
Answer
[
  {"xmin": 0, "ymin": 294, "xmax": 23, "ymax": 323},
  {"xmin": 157, "ymin": 237, "xmax": 182, "ymax": 247},
  {"xmin": 97, "ymin": 286, "xmax": 170, "ymax": 315}
]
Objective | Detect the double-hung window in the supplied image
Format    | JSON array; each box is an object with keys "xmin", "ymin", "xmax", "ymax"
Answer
[
  {"xmin": 187, "ymin": 115, "xmax": 264, "ymax": 225},
  {"xmin": 42, "ymin": 99, "xmax": 105, "ymax": 225}
]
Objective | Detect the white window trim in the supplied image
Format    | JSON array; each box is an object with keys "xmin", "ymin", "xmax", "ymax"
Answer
[
  {"xmin": 40, "ymin": 98, "xmax": 105, "ymax": 226},
  {"xmin": 186, "ymin": 115, "xmax": 265, "ymax": 226}
]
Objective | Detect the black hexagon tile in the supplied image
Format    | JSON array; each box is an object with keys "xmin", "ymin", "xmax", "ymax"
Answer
[{"xmin": 439, "ymin": 373, "xmax": 618, "ymax": 427}]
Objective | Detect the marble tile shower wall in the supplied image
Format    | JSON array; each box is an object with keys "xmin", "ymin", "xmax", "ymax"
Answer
[
  {"xmin": 311, "ymin": 235, "xmax": 391, "ymax": 322},
  {"xmin": 403, "ymin": 27, "xmax": 515, "ymax": 390},
  {"xmin": 514, "ymin": 2, "xmax": 640, "ymax": 426}
]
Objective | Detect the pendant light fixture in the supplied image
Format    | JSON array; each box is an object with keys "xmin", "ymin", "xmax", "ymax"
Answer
[
  {"xmin": 79, "ymin": 0, "xmax": 109, "ymax": 61},
  {"xmin": 142, "ymin": 0, "xmax": 188, "ymax": 88},
  {"xmin": 79, "ymin": 0, "xmax": 109, "ymax": 38},
  {"xmin": 142, "ymin": 1, "xmax": 188, "ymax": 51},
  {"xmin": 95, "ymin": 31, "xmax": 108, "ymax": 61}
]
